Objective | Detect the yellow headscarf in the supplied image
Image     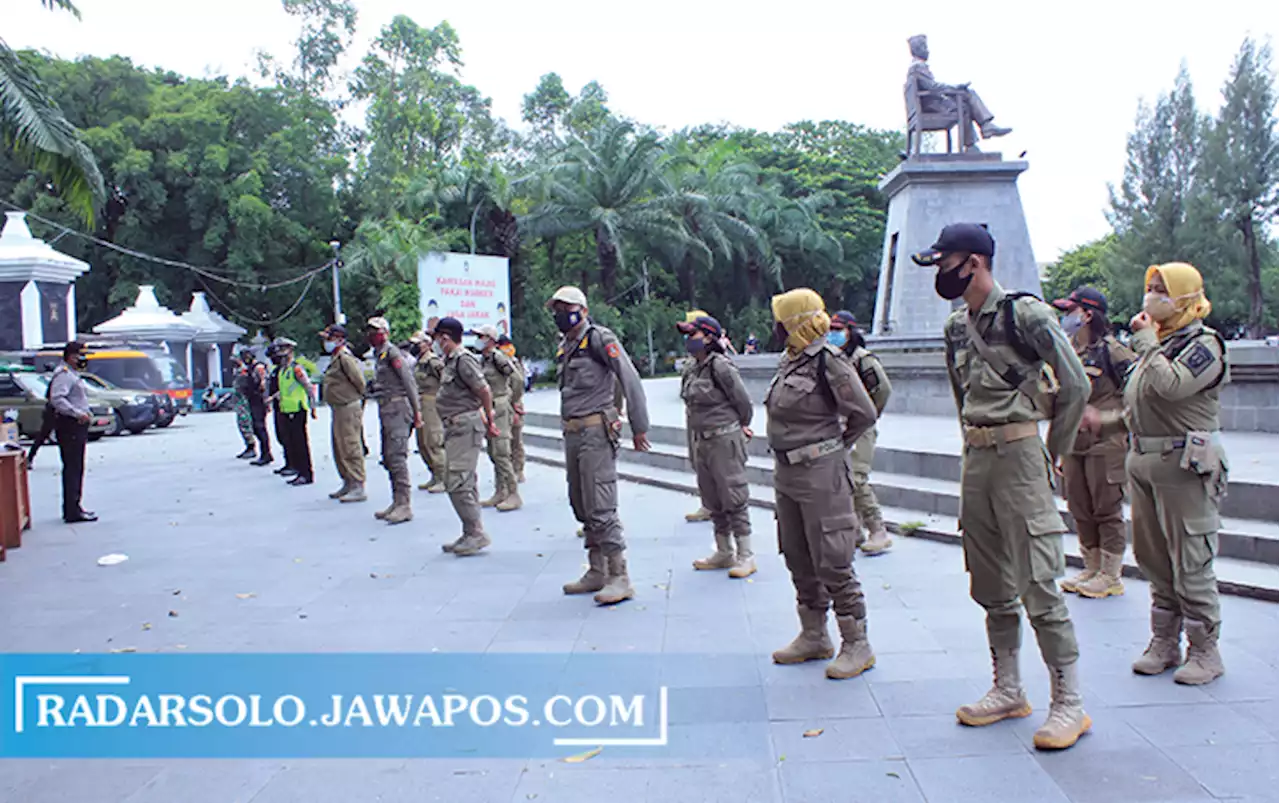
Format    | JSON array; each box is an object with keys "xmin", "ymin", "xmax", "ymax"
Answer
[
  {"xmin": 1146, "ymin": 262, "xmax": 1211, "ymax": 340},
  {"xmin": 771, "ymin": 288, "xmax": 830, "ymax": 355},
  {"xmin": 500, "ymin": 343, "xmax": 516, "ymax": 358}
]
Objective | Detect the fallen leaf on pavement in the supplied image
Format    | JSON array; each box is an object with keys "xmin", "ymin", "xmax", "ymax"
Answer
[
  {"xmin": 168, "ymin": 610, "xmax": 179, "ymax": 617},
  {"xmin": 886, "ymin": 772, "xmax": 900, "ymax": 779},
  {"xmin": 802, "ymin": 729, "xmax": 824, "ymax": 738},
  {"xmin": 235, "ymin": 593, "xmax": 256, "ymax": 600},
  {"xmin": 110, "ymin": 647, "xmax": 137, "ymax": 653},
  {"xmin": 172, "ymin": 589, "xmax": 182, "ymax": 595},
  {"xmin": 561, "ymin": 747, "xmax": 602, "ymax": 763},
  {"xmin": 141, "ymin": 623, "xmax": 152, "ymax": 631}
]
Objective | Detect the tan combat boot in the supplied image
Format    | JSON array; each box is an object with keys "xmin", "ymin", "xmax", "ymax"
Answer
[
  {"xmin": 594, "ymin": 553, "xmax": 635, "ymax": 605},
  {"xmin": 826, "ymin": 616, "xmax": 876, "ymax": 679},
  {"xmin": 728, "ymin": 535, "xmax": 757, "ymax": 578},
  {"xmin": 692, "ymin": 533, "xmax": 735, "ymax": 571},
  {"xmin": 329, "ymin": 481, "xmax": 352, "ymax": 500},
  {"xmin": 338, "ymin": 483, "xmax": 367, "ymax": 503},
  {"xmin": 441, "ymin": 535, "xmax": 465, "ymax": 554},
  {"xmin": 1173, "ymin": 621, "xmax": 1225, "ymax": 685},
  {"xmin": 1060, "ymin": 546, "xmax": 1100, "ymax": 594},
  {"xmin": 480, "ymin": 483, "xmax": 504, "ymax": 508},
  {"xmin": 1133, "ymin": 607, "xmax": 1183, "ymax": 675},
  {"xmin": 1078, "ymin": 551, "xmax": 1124, "ymax": 599},
  {"xmin": 685, "ymin": 506, "xmax": 712, "ymax": 522},
  {"xmin": 859, "ymin": 528, "xmax": 893, "ymax": 555},
  {"xmin": 957, "ymin": 647, "xmax": 1033, "ymax": 726},
  {"xmin": 772, "ymin": 606, "xmax": 835, "ymax": 664},
  {"xmin": 518, "ymin": 470, "xmax": 526, "ymax": 483},
  {"xmin": 496, "ymin": 490, "xmax": 523, "ymax": 512},
  {"xmin": 451, "ymin": 532, "xmax": 492, "ymax": 557},
  {"xmin": 384, "ymin": 488, "xmax": 413, "ymax": 524},
  {"xmin": 563, "ymin": 548, "xmax": 607, "ymax": 595},
  {"xmin": 373, "ymin": 499, "xmax": 396, "ymax": 520},
  {"xmin": 1033, "ymin": 663, "xmax": 1092, "ymax": 750}
]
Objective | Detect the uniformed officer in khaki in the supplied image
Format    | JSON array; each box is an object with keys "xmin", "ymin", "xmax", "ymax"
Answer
[
  {"xmin": 678, "ymin": 309, "xmax": 714, "ymax": 523},
  {"xmin": 680, "ymin": 314, "xmax": 757, "ymax": 578},
  {"xmin": 1085, "ymin": 263, "xmax": 1229, "ymax": 686},
  {"xmin": 434, "ymin": 317, "xmax": 500, "ymax": 556},
  {"xmin": 1051, "ymin": 287, "xmax": 1135, "ymax": 599},
  {"xmin": 828, "ymin": 311, "xmax": 894, "ymax": 554},
  {"xmin": 498, "ymin": 337, "xmax": 527, "ymax": 484},
  {"xmin": 473, "ymin": 324, "xmax": 524, "ymax": 512},
  {"xmin": 320, "ymin": 323, "xmax": 367, "ymax": 503},
  {"xmin": 918, "ymin": 223, "xmax": 1091, "ymax": 750},
  {"xmin": 367, "ymin": 316, "xmax": 422, "ymax": 525},
  {"xmin": 410, "ymin": 329, "xmax": 447, "ymax": 493},
  {"xmin": 549, "ymin": 286, "xmax": 651, "ymax": 605},
  {"xmin": 766, "ymin": 289, "xmax": 879, "ymax": 680}
]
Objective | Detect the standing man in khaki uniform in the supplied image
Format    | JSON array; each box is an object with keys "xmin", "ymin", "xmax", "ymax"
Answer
[
  {"xmin": 916, "ymin": 223, "xmax": 1091, "ymax": 750},
  {"xmin": 433, "ymin": 317, "xmax": 500, "ymax": 556},
  {"xmin": 367, "ymin": 316, "xmax": 422, "ymax": 525},
  {"xmin": 411, "ymin": 329, "xmax": 447, "ymax": 493},
  {"xmin": 766, "ymin": 290, "xmax": 879, "ymax": 680},
  {"xmin": 1085, "ymin": 263, "xmax": 1229, "ymax": 686},
  {"xmin": 549, "ymin": 286, "xmax": 651, "ymax": 605},
  {"xmin": 828, "ymin": 311, "xmax": 894, "ymax": 554},
  {"xmin": 498, "ymin": 336, "xmax": 527, "ymax": 484},
  {"xmin": 1052, "ymin": 287, "xmax": 1135, "ymax": 598},
  {"xmin": 677, "ymin": 309, "xmax": 714, "ymax": 523},
  {"xmin": 473, "ymin": 324, "xmax": 524, "ymax": 512},
  {"xmin": 320, "ymin": 323, "xmax": 368, "ymax": 503},
  {"xmin": 681, "ymin": 315, "xmax": 757, "ymax": 578}
]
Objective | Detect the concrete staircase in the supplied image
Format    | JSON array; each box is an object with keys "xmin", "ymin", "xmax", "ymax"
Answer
[{"xmin": 519, "ymin": 411, "xmax": 1279, "ymax": 601}]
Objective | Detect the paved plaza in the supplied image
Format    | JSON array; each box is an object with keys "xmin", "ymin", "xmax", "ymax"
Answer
[{"xmin": 1, "ymin": 399, "xmax": 1277, "ymax": 803}]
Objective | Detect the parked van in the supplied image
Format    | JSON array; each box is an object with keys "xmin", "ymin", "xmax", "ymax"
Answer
[{"xmin": 24, "ymin": 347, "xmax": 194, "ymax": 416}]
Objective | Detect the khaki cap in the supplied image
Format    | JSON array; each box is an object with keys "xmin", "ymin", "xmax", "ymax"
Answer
[
  {"xmin": 546, "ymin": 285, "xmax": 588, "ymax": 308},
  {"xmin": 366, "ymin": 316, "xmax": 391, "ymax": 332},
  {"xmin": 470, "ymin": 324, "xmax": 501, "ymax": 339}
]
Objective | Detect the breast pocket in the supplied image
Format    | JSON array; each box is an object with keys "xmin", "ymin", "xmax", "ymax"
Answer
[{"xmin": 778, "ymin": 373, "xmax": 817, "ymax": 406}]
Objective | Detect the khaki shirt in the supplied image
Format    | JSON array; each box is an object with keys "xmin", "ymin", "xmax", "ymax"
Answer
[
  {"xmin": 414, "ymin": 352, "xmax": 445, "ymax": 398},
  {"xmin": 1111, "ymin": 322, "xmax": 1227, "ymax": 438},
  {"xmin": 507, "ymin": 357, "xmax": 526, "ymax": 402},
  {"xmin": 483, "ymin": 350, "xmax": 523, "ymax": 404},
  {"xmin": 556, "ymin": 323, "xmax": 650, "ymax": 433},
  {"xmin": 942, "ymin": 282, "xmax": 1089, "ymax": 459},
  {"xmin": 372, "ymin": 342, "xmax": 421, "ymax": 417},
  {"xmin": 1069, "ymin": 334, "xmax": 1134, "ymax": 456},
  {"xmin": 680, "ymin": 352, "xmax": 754, "ymax": 431},
  {"xmin": 321, "ymin": 346, "xmax": 366, "ymax": 406},
  {"xmin": 847, "ymin": 345, "xmax": 892, "ymax": 417},
  {"xmin": 437, "ymin": 348, "xmax": 488, "ymax": 419},
  {"xmin": 764, "ymin": 340, "xmax": 877, "ymax": 453}
]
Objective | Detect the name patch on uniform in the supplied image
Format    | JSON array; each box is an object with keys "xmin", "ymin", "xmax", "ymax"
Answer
[
  {"xmin": 605, "ymin": 342, "xmax": 621, "ymax": 359},
  {"xmin": 1181, "ymin": 342, "xmax": 1215, "ymax": 377}
]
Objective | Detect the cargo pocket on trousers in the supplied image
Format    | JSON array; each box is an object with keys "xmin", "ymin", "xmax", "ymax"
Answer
[
  {"xmin": 591, "ymin": 478, "xmax": 618, "ymax": 515},
  {"xmin": 820, "ymin": 512, "xmax": 858, "ymax": 567},
  {"xmin": 1026, "ymin": 510, "xmax": 1067, "ymax": 582},
  {"xmin": 1181, "ymin": 515, "xmax": 1219, "ymax": 574}
]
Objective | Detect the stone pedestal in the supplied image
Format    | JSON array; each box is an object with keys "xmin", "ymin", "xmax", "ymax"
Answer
[
  {"xmin": 0, "ymin": 211, "xmax": 89, "ymax": 351},
  {"xmin": 870, "ymin": 153, "xmax": 1042, "ymax": 345}
]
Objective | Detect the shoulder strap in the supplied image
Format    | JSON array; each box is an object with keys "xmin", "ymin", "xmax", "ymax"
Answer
[
  {"xmin": 1001, "ymin": 292, "xmax": 1041, "ymax": 363},
  {"xmin": 585, "ymin": 326, "xmax": 610, "ymax": 369},
  {"xmin": 706, "ymin": 353, "xmax": 731, "ymax": 400},
  {"xmin": 816, "ymin": 348, "xmax": 837, "ymax": 409},
  {"xmin": 963, "ymin": 310, "xmax": 1046, "ymax": 409}
]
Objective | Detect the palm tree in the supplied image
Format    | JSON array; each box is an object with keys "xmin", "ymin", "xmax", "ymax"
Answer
[
  {"xmin": 1, "ymin": 0, "xmax": 105, "ymax": 223},
  {"xmin": 520, "ymin": 119, "xmax": 696, "ymax": 299}
]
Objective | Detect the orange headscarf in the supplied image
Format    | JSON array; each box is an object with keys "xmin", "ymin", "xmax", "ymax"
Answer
[{"xmin": 1146, "ymin": 262, "xmax": 1211, "ymax": 340}]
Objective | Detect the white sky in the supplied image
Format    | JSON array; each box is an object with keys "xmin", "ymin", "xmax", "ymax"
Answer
[{"xmin": 6, "ymin": 0, "xmax": 1277, "ymax": 261}]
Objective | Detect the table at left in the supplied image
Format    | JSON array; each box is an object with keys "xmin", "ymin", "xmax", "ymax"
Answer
[{"xmin": 0, "ymin": 450, "xmax": 33, "ymax": 561}]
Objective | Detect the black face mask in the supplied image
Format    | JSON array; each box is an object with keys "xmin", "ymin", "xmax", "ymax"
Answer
[
  {"xmin": 934, "ymin": 263, "xmax": 973, "ymax": 300},
  {"xmin": 75, "ymin": 356, "xmax": 88, "ymax": 370},
  {"xmin": 554, "ymin": 309, "xmax": 582, "ymax": 333}
]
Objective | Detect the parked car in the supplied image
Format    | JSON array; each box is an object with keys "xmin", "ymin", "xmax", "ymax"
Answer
[
  {"xmin": 78, "ymin": 372, "xmax": 158, "ymax": 435},
  {"xmin": 0, "ymin": 364, "xmax": 112, "ymax": 441},
  {"xmin": 30, "ymin": 347, "xmax": 194, "ymax": 419}
]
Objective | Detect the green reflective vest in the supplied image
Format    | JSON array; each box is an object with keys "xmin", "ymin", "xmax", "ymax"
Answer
[{"xmin": 278, "ymin": 363, "xmax": 310, "ymax": 413}]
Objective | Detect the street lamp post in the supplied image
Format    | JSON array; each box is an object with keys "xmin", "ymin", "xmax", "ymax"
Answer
[{"xmin": 329, "ymin": 240, "xmax": 345, "ymax": 325}]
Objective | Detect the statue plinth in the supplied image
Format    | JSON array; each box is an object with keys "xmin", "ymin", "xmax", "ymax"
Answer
[{"xmin": 869, "ymin": 152, "xmax": 1042, "ymax": 346}]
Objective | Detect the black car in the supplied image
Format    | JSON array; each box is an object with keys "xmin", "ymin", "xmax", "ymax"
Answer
[{"xmin": 152, "ymin": 393, "xmax": 177, "ymax": 428}]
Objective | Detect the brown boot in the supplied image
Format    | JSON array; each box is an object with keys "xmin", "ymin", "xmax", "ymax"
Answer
[
  {"xmin": 1133, "ymin": 607, "xmax": 1183, "ymax": 675},
  {"xmin": 373, "ymin": 500, "xmax": 396, "ymax": 520},
  {"xmin": 1033, "ymin": 662, "xmax": 1091, "ymax": 750},
  {"xmin": 338, "ymin": 483, "xmax": 366, "ymax": 503},
  {"xmin": 1077, "ymin": 551, "xmax": 1124, "ymax": 598},
  {"xmin": 441, "ymin": 535, "xmax": 465, "ymax": 554},
  {"xmin": 684, "ymin": 506, "xmax": 712, "ymax": 522},
  {"xmin": 329, "ymin": 481, "xmax": 352, "ymax": 500},
  {"xmin": 1060, "ymin": 546, "xmax": 1100, "ymax": 594},
  {"xmin": 826, "ymin": 616, "xmax": 875, "ymax": 679},
  {"xmin": 384, "ymin": 487, "xmax": 413, "ymax": 525},
  {"xmin": 563, "ymin": 548, "xmax": 607, "ymax": 595},
  {"xmin": 859, "ymin": 528, "xmax": 893, "ymax": 555},
  {"xmin": 728, "ymin": 535, "xmax": 757, "ymax": 578},
  {"xmin": 593, "ymin": 553, "xmax": 635, "ymax": 605},
  {"xmin": 480, "ymin": 485, "xmax": 504, "ymax": 508},
  {"xmin": 957, "ymin": 647, "xmax": 1033, "ymax": 726},
  {"xmin": 496, "ymin": 491, "xmax": 523, "ymax": 512},
  {"xmin": 451, "ymin": 532, "xmax": 491, "ymax": 557},
  {"xmin": 692, "ymin": 533, "xmax": 735, "ymax": 570},
  {"xmin": 772, "ymin": 606, "xmax": 835, "ymax": 664},
  {"xmin": 1174, "ymin": 621, "xmax": 1225, "ymax": 685}
]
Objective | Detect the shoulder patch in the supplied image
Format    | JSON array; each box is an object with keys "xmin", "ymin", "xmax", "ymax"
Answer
[
  {"xmin": 390, "ymin": 358, "xmax": 402, "ymax": 371},
  {"xmin": 605, "ymin": 342, "xmax": 621, "ymax": 359},
  {"xmin": 1181, "ymin": 342, "xmax": 1216, "ymax": 377}
]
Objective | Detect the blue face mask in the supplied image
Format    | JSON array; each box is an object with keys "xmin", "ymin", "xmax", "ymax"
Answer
[
  {"xmin": 323, "ymin": 340, "xmax": 337, "ymax": 354},
  {"xmin": 1061, "ymin": 312, "xmax": 1085, "ymax": 339},
  {"xmin": 685, "ymin": 336, "xmax": 706, "ymax": 356},
  {"xmin": 826, "ymin": 330, "xmax": 848, "ymax": 348}
]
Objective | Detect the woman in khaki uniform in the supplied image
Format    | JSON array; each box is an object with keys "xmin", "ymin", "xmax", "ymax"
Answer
[
  {"xmin": 766, "ymin": 289, "xmax": 879, "ymax": 680},
  {"xmin": 1052, "ymin": 287, "xmax": 1135, "ymax": 599},
  {"xmin": 679, "ymin": 315, "xmax": 757, "ymax": 578},
  {"xmin": 1084, "ymin": 263, "xmax": 1228, "ymax": 686}
]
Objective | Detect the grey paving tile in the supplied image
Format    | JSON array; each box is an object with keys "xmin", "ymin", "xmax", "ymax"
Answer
[
  {"xmin": 779, "ymin": 759, "xmax": 925, "ymax": 803},
  {"xmin": 764, "ymin": 680, "xmax": 880, "ymax": 721},
  {"xmin": 7, "ymin": 761, "xmax": 161, "ymax": 803},
  {"xmin": 1122, "ymin": 702, "xmax": 1275, "ymax": 747},
  {"xmin": 1202, "ymin": 649, "xmax": 1280, "ymax": 703},
  {"xmin": 769, "ymin": 718, "xmax": 903, "ymax": 763},
  {"xmin": 1083, "ymin": 670, "xmax": 1216, "ymax": 708},
  {"xmin": 121, "ymin": 760, "xmax": 283, "ymax": 803},
  {"xmin": 646, "ymin": 763, "xmax": 782, "ymax": 802},
  {"xmin": 1034, "ymin": 746, "xmax": 1214, "ymax": 803},
  {"xmin": 1162, "ymin": 743, "xmax": 1280, "ymax": 801},
  {"xmin": 659, "ymin": 653, "xmax": 761, "ymax": 688},
  {"xmin": 667, "ymin": 684, "xmax": 768, "ymax": 725},
  {"xmin": 869, "ymin": 678, "xmax": 986, "ymax": 718},
  {"xmin": 886, "ymin": 714, "xmax": 1028, "ymax": 759},
  {"xmin": 249, "ymin": 760, "xmax": 521, "ymax": 803},
  {"xmin": 908, "ymin": 754, "xmax": 1071, "ymax": 803},
  {"xmin": 510, "ymin": 765, "xmax": 661, "ymax": 800},
  {"xmin": 1229, "ymin": 699, "xmax": 1280, "ymax": 738}
]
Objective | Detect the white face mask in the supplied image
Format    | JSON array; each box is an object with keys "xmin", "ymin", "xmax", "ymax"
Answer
[
  {"xmin": 1143, "ymin": 292, "xmax": 1178, "ymax": 321},
  {"xmin": 1060, "ymin": 311, "xmax": 1085, "ymax": 338}
]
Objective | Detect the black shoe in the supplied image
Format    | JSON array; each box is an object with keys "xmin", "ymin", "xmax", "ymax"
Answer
[
  {"xmin": 64, "ymin": 512, "xmax": 98, "ymax": 523},
  {"xmin": 236, "ymin": 448, "xmax": 256, "ymax": 459},
  {"xmin": 279, "ymin": 469, "xmax": 299, "ymax": 478},
  {"xmin": 288, "ymin": 476, "xmax": 313, "ymax": 486},
  {"xmin": 250, "ymin": 457, "xmax": 272, "ymax": 466}
]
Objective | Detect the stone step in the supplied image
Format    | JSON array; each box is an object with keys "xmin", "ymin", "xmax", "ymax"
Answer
[
  {"xmin": 521, "ymin": 438, "xmax": 1279, "ymax": 602},
  {"xmin": 523, "ymin": 411, "xmax": 1279, "ymax": 525}
]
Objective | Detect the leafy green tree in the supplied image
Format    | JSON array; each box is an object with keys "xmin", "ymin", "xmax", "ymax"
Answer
[{"xmin": 1042, "ymin": 235, "xmax": 1119, "ymax": 318}]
